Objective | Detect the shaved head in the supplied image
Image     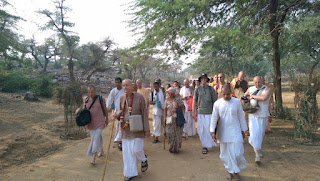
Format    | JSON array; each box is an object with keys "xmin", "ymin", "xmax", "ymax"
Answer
[
  {"xmin": 184, "ymin": 78, "xmax": 190, "ymax": 87},
  {"xmin": 253, "ymin": 76, "xmax": 263, "ymax": 89},
  {"xmin": 218, "ymin": 73, "xmax": 225, "ymax": 84},
  {"xmin": 136, "ymin": 79, "xmax": 143, "ymax": 88},
  {"xmin": 122, "ymin": 79, "xmax": 133, "ymax": 94},
  {"xmin": 238, "ymin": 71, "xmax": 245, "ymax": 81},
  {"xmin": 221, "ymin": 84, "xmax": 232, "ymax": 101}
]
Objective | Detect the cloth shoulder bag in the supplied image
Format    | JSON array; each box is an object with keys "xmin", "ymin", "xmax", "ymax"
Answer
[
  {"xmin": 166, "ymin": 103, "xmax": 177, "ymax": 125},
  {"xmin": 126, "ymin": 99, "xmax": 144, "ymax": 132},
  {"xmin": 176, "ymin": 107, "xmax": 185, "ymax": 127},
  {"xmin": 243, "ymin": 87, "xmax": 265, "ymax": 113}
]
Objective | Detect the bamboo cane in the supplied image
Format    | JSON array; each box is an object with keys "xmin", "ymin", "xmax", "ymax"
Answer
[
  {"xmin": 101, "ymin": 111, "xmax": 116, "ymax": 181},
  {"xmin": 164, "ymin": 120, "xmax": 166, "ymax": 150}
]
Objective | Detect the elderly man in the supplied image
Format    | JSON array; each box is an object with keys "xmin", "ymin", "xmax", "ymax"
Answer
[
  {"xmin": 244, "ymin": 76, "xmax": 272, "ymax": 164},
  {"xmin": 231, "ymin": 71, "xmax": 249, "ymax": 135},
  {"xmin": 84, "ymin": 86, "xmax": 108, "ymax": 164},
  {"xmin": 106, "ymin": 77, "xmax": 125, "ymax": 150},
  {"xmin": 231, "ymin": 71, "xmax": 248, "ymax": 99},
  {"xmin": 180, "ymin": 78, "xmax": 196, "ymax": 137},
  {"xmin": 214, "ymin": 73, "xmax": 227, "ymax": 99},
  {"xmin": 193, "ymin": 73, "xmax": 217, "ymax": 154},
  {"xmin": 211, "ymin": 85, "xmax": 248, "ymax": 181},
  {"xmin": 113, "ymin": 79, "xmax": 150, "ymax": 181},
  {"xmin": 150, "ymin": 81, "xmax": 165, "ymax": 143},
  {"xmin": 136, "ymin": 79, "xmax": 149, "ymax": 105}
]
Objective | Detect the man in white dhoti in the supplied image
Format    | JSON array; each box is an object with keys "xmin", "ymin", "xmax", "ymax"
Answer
[
  {"xmin": 192, "ymin": 73, "xmax": 217, "ymax": 154},
  {"xmin": 106, "ymin": 77, "xmax": 125, "ymax": 150},
  {"xmin": 113, "ymin": 79, "xmax": 150, "ymax": 181},
  {"xmin": 180, "ymin": 78, "xmax": 196, "ymax": 137},
  {"xmin": 244, "ymin": 76, "xmax": 271, "ymax": 164},
  {"xmin": 211, "ymin": 85, "xmax": 248, "ymax": 181},
  {"xmin": 150, "ymin": 81, "xmax": 165, "ymax": 143}
]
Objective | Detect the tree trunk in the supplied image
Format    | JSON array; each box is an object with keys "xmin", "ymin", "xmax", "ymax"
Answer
[{"xmin": 269, "ymin": 0, "xmax": 283, "ymax": 114}]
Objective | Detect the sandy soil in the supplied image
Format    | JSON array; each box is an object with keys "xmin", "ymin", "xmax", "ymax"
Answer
[{"xmin": 1, "ymin": 92, "xmax": 320, "ymax": 181}]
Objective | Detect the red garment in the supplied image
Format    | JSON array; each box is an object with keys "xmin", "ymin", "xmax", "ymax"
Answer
[{"xmin": 187, "ymin": 96, "xmax": 193, "ymax": 111}]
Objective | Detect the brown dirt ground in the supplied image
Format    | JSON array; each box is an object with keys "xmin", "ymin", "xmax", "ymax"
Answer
[{"xmin": 0, "ymin": 90, "xmax": 320, "ymax": 181}]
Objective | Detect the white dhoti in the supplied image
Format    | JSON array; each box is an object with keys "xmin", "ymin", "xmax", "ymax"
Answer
[
  {"xmin": 197, "ymin": 114, "xmax": 216, "ymax": 148},
  {"xmin": 152, "ymin": 115, "xmax": 163, "ymax": 137},
  {"xmin": 122, "ymin": 138, "xmax": 147, "ymax": 178},
  {"xmin": 87, "ymin": 128, "xmax": 103, "ymax": 156},
  {"xmin": 183, "ymin": 111, "xmax": 197, "ymax": 136},
  {"xmin": 248, "ymin": 115, "xmax": 267, "ymax": 150},
  {"xmin": 114, "ymin": 120, "xmax": 122, "ymax": 143},
  {"xmin": 220, "ymin": 142, "xmax": 247, "ymax": 173}
]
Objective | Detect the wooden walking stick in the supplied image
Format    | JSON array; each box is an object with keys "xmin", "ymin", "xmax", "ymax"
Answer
[
  {"xmin": 101, "ymin": 110, "xmax": 116, "ymax": 181},
  {"xmin": 164, "ymin": 120, "xmax": 166, "ymax": 150}
]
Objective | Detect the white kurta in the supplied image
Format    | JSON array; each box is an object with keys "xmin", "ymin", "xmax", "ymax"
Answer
[
  {"xmin": 180, "ymin": 86, "xmax": 196, "ymax": 136},
  {"xmin": 197, "ymin": 114, "xmax": 216, "ymax": 148},
  {"xmin": 248, "ymin": 85, "xmax": 270, "ymax": 150},
  {"xmin": 150, "ymin": 89, "xmax": 165, "ymax": 137},
  {"xmin": 210, "ymin": 97, "xmax": 248, "ymax": 142},
  {"xmin": 210, "ymin": 97, "xmax": 248, "ymax": 173},
  {"xmin": 107, "ymin": 87, "xmax": 125, "ymax": 143},
  {"xmin": 87, "ymin": 128, "xmax": 103, "ymax": 157},
  {"xmin": 122, "ymin": 138, "xmax": 147, "ymax": 178}
]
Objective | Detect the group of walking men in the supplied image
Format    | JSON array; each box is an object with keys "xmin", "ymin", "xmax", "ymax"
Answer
[{"xmin": 82, "ymin": 71, "xmax": 273, "ymax": 181}]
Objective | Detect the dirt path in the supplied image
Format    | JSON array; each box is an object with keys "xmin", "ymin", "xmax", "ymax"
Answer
[{"xmin": 1, "ymin": 93, "xmax": 320, "ymax": 181}]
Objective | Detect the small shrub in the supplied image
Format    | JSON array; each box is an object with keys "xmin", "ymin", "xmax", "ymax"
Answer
[
  {"xmin": 0, "ymin": 71, "xmax": 34, "ymax": 92},
  {"xmin": 29, "ymin": 76, "xmax": 55, "ymax": 97}
]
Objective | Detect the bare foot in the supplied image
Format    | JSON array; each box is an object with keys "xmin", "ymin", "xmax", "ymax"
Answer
[
  {"xmin": 98, "ymin": 151, "xmax": 104, "ymax": 157},
  {"xmin": 91, "ymin": 152, "xmax": 96, "ymax": 165}
]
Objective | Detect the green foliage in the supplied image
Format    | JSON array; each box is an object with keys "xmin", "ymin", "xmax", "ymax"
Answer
[
  {"xmin": 0, "ymin": 70, "xmax": 33, "ymax": 92},
  {"xmin": 29, "ymin": 75, "xmax": 55, "ymax": 97}
]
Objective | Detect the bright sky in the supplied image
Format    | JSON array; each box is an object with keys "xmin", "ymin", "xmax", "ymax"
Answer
[
  {"xmin": 8, "ymin": 0, "xmax": 197, "ymax": 68},
  {"xmin": 10, "ymin": 0, "xmax": 136, "ymax": 47}
]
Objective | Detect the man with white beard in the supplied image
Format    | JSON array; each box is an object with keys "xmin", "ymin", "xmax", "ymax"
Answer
[{"xmin": 180, "ymin": 78, "xmax": 196, "ymax": 137}]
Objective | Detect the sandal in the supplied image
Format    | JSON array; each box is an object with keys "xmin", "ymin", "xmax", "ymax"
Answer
[
  {"xmin": 152, "ymin": 139, "xmax": 159, "ymax": 143},
  {"xmin": 202, "ymin": 148, "xmax": 208, "ymax": 154},
  {"xmin": 141, "ymin": 155, "xmax": 148, "ymax": 172},
  {"xmin": 124, "ymin": 176, "xmax": 136, "ymax": 181}
]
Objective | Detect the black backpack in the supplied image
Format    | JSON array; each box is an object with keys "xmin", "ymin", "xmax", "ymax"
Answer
[{"xmin": 76, "ymin": 95, "xmax": 105, "ymax": 126}]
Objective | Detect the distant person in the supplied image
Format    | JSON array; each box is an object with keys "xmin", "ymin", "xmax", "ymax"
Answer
[
  {"xmin": 192, "ymin": 73, "xmax": 217, "ymax": 154},
  {"xmin": 180, "ymin": 78, "xmax": 196, "ymax": 137},
  {"xmin": 112, "ymin": 79, "xmax": 150, "ymax": 181},
  {"xmin": 231, "ymin": 71, "xmax": 249, "ymax": 135},
  {"xmin": 85, "ymin": 86, "xmax": 108, "ymax": 164},
  {"xmin": 210, "ymin": 85, "xmax": 248, "ymax": 181},
  {"xmin": 106, "ymin": 77, "xmax": 125, "ymax": 150},
  {"xmin": 150, "ymin": 81, "xmax": 165, "ymax": 143},
  {"xmin": 166, "ymin": 83, "xmax": 172, "ymax": 91},
  {"xmin": 209, "ymin": 75, "xmax": 218, "ymax": 87},
  {"xmin": 173, "ymin": 81, "xmax": 180, "ymax": 93},
  {"xmin": 214, "ymin": 73, "xmax": 228, "ymax": 99},
  {"xmin": 164, "ymin": 87, "xmax": 185, "ymax": 153},
  {"xmin": 244, "ymin": 76, "xmax": 271, "ymax": 164},
  {"xmin": 195, "ymin": 80, "xmax": 200, "ymax": 89},
  {"xmin": 231, "ymin": 71, "xmax": 248, "ymax": 99}
]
